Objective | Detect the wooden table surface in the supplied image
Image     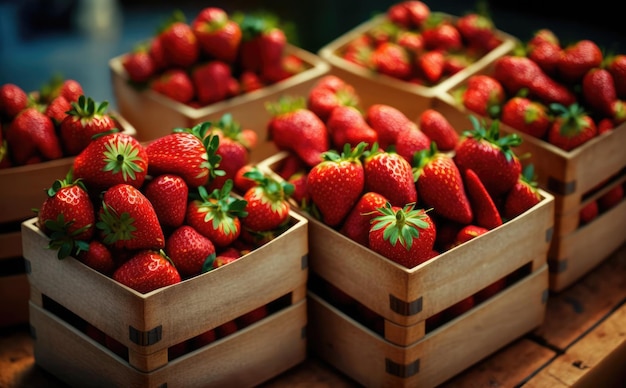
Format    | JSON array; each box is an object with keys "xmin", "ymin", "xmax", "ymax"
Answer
[{"xmin": 2, "ymin": 242, "xmax": 625, "ymax": 388}]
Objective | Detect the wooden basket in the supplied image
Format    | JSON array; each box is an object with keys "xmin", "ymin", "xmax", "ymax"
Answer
[{"xmin": 109, "ymin": 44, "xmax": 330, "ymax": 164}]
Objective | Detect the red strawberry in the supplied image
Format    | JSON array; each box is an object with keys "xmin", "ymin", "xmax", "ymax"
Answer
[
  {"xmin": 598, "ymin": 184, "xmax": 624, "ymax": 212},
  {"xmin": 547, "ymin": 103, "xmax": 597, "ymax": 151},
  {"xmin": 414, "ymin": 143, "xmax": 473, "ymax": 224},
  {"xmin": 258, "ymin": 27, "xmax": 288, "ymax": 82},
  {"xmin": 57, "ymin": 79, "xmax": 84, "ymax": 103},
  {"xmin": 422, "ymin": 21, "xmax": 462, "ymax": 52},
  {"xmin": 150, "ymin": 69, "xmax": 195, "ymax": 104},
  {"xmin": 394, "ymin": 126, "xmax": 431, "ymax": 163},
  {"xmin": 417, "ymin": 50, "xmax": 445, "ymax": 84},
  {"xmin": 44, "ymin": 95, "xmax": 71, "ymax": 126},
  {"xmin": 581, "ymin": 68, "xmax": 617, "ymax": 118},
  {"xmin": 455, "ymin": 12, "xmax": 497, "ymax": 52},
  {"xmin": 443, "ymin": 53, "xmax": 471, "ymax": 76},
  {"xmin": 165, "ymin": 225, "xmax": 216, "ymax": 278},
  {"xmin": 77, "ymin": 240, "xmax": 116, "ymax": 276},
  {"xmin": 148, "ymin": 35, "xmax": 168, "ymax": 71},
  {"xmin": 455, "ymin": 224, "xmax": 489, "ymax": 245},
  {"xmin": 528, "ymin": 28, "xmax": 560, "ymax": 49},
  {"xmin": 341, "ymin": 35, "xmax": 373, "ymax": 67},
  {"xmin": 556, "ymin": 39, "xmax": 603, "ymax": 84},
  {"xmin": 460, "ymin": 74, "xmax": 505, "ymax": 119},
  {"xmin": 98, "ymin": 183, "xmax": 165, "ymax": 251},
  {"xmin": 6, "ymin": 107, "xmax": 63, "ymax": 164},
  {"xmin": 143, "ymin": 174, "xmax": 189, "ymax": 230},
  {"xmin": 368, "ymin": 202, "xmax": 436, "ymax": 268},
  {"xmin": 233, "ymin": 164, "xmax": 258, "ymax": 194},
  {"xmin": 191, "ymin": 7, "xmax": 242, "ymax": 63},
  {"xmin": 363, "ymin": 145, "xmax": 417, "ymax": 207},
  {"xmin": 241, "ymin": 168, "xmax": 294, "ymax": 232},
  {"xmin": 366, "ymin": 103, "xmax": 417, "ymax": 150},
  {"xmin": 387, "ymin": 1, "xmax": 430, "ymax": 29},
  {"xmin": 113, "ymin": 250, "xmax": 181, "ymax": 294},
  {"xmin": 370, "ymin": 41, "xmax": 412, "ymax": 80},
  {"xmin": 206, "ymin": 114, "xmax": 252, "ymax": 191},
  {"xmin": 527, "ymin": 40, "xmax": 561, "ymax": 77},
  {"xmin": 326, "ymin": 105, "xmax": 378, "ymax": 149},
  {"xmin": 185, "ymin": 181, "xmax": 248, "ymax": 248},
  {"xmin": 216, "ymin": 320, "xmax": 238, "ymax": 338},
  {"xmin": 286, "ymin": 171, "xmax": 310, "ymax": 206},
  {"xmin": 606, "ymin": 54, "xmax": 626, "ymax": 99},
  {"xmin": 237, "ymin": 305, "xmax": 269, "ymax": 328},
  {"xmin": 396, "ymin": 30, "xmax": 424, "ymax": 54},
  {"xmin": 36, "ymin": 171, "xmax": 95, "ymax": 259},
  {"xmin": 503, "ymin": 164, "xmax": 543, "ymax": 220},
  {"xmin": 191, "ymin": 60, "xmax": 234, "ymax": 105},
  {"xmin": 307, "ymin": 75, "xmax": 361, "ymax": 122},
  {"xmin": 159, "ymin": 16, "xmax": 199, "ymax": 68},
  {"xmin": 239, "ymin": 71, "xmax": 265, "ymax": 93},
  {"xmin": 500, "ymin": 96, "xmax": 552, "ymax": 139},
  {"xmin": 59, "ymin": 95, "xmax": 118, "ymax": 156},
  {"xmin": 0, "ymin": 83, "xmax": 28, "ymax": 121},
  {"xmin": 339, "ymin": 191, "xmax": 389, "ymax": 246},
  {"xmin": 417, "ymin": 108, "xmax": 459, "ymax": 152},
  {"xmin": 463, "ymin": 168, "xmax": 503, "ymax": 230},
  {"xmin": 306, "ymin": 143, "xmax": 366, "ymax": 227},
  {"xmin": 73, "ymin": 130, "xmax": 148, "ymax": 191},
  {"xmin": 146, "ymin": 123, "xmax": 220, "ymax": 188},
  {"xmin": 122, "ymin": 46, "xmax": 157, "ymax": 83},
  {"xmin": 579, "ymin": 200, "xmax": 599, "ymax": 226},
  {"xmin": 454, "ymin": 116, "xmax": 522, "ymax": 197},
  {"xmin": 445, "ymin": 296, "xmax": 475, "ymax": 319},
  {"xmin": 266, "ymin": 96, "xmax": 330, "ymax": 168},
  {"xmin": 212, "ymin": 247, "xmax": 242, "ymax": 268},
  {"xmin": 597, "ymin": 117, "xmax": 615, "ymax": 135}
]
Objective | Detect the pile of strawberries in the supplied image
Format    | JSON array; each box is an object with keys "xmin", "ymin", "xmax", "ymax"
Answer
[
  {"xmin": 265, "ymin": 75, "xmax": 543, "ymax": 269},
  {"xmin": 456, "ymin": 29, "xmax": 626, "ymax": 151},
  {"xmin": 35, "ymin": 114, "xmax": 295, "ymax": 297},
  {"xmin": 120, "ymin": 7, "xmax": 308, "ymax": 107},
  {"xmin": 0, "ymin": 78, "xmax": 124, "ymax": 168},
  {"xmin": 337, "ymin": 1, "xmax": 504, "ymax": 86}
]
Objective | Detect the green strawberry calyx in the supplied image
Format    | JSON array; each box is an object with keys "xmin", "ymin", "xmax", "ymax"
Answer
[
  {"xmin": 265, "ymin": 95, "xmax": 306, "ymax": 117},
  {"xmin": 97, "ymin": 203, "xmax": 138, "ymax": 245},
  {"xmin": 323, "ymin": 141, "xmax": 367, "ymax": 163},
  {"xmin": 243, "ymin": 167, "xmax": 295, "ymax": 202},
  {"xmin": 193, "ymin": 179, "xmax": 248, "ymax": 235},
  {"xmin": 464, "ymin": 115, "xmax": 522, "ymax": 162},
  {"xmin": 411, "ymin": 141, "xmax": 440, "ymax": 180},
  {"xmin": 174, "ymin": 121, "xmax": 225, "ymax": 182},
  {"xmin": 212, "ymin": 113, "xmax": 253, "ymax": 149},
  {"xmin": 370, "ymin": 202, "xmax": 431, "ymax": 251},
  {"xmin": 549, "ymin": 103, "xmax": 592, "ymax": 138},
  {"xmin": 67, "ymin": 95, "xmax": 109, "ymax": 120},
  {"xmin": 101, "ymin": 133, "xmax": 146, "ymax": 182}
]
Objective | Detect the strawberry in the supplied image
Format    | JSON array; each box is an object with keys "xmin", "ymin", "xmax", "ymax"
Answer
[
  {"xmin": 98, "ymin": 183, "xmax": 165, "ymax": 251},
  {"xmin": 394, "ymin": 126, "xmax": 431, "ymax": 163},
  {"xmin": 306, "ymin": 143, "xmax": 366, "ymax": 227},
  {"xmin": 396, "ymin": 30, "xmax": 424, "ymax": 54},
  {"xmin": 191, "ymin": 7, "xmax": 242, "ymax": 63},
  {"xmin": 237, "ymin": 305, "xmax": 269, "ymax": 328},
  {"xmin": 503, "ymin": 164, "xmax": 543, "ymax": 220},
  {"xmin": 387, "ymin": 1, "xmax": 430, "ymax": 30},
  {"xmin": 73, "ymin": 129, "xmax": 148, "ymax": 191},
  {"xmin": 422, "ymin": 20, "xmax": 462, "ymax": 52},
  {"xmin": 598, "ymin": 184, "xmax": 624, "ymax": 211},
  {"xmin": 212, "ymin": 247, "xmax": 242, "ymax": 268},
  {"xmin": 463, "ymin": 168, "xmax": 503, "ymax": 230},
  {"xmin": 216, "ymin": 320, "xmax": 239, "ymax": 338},
  {"xmin": 233, "ymin": 164, "xmax": 258, "ymax": 194},
  {"xmin": 443, "ymin": 52, "xmax": 471, "ymax": 76},
  {"xmin": 146, "ymin": 122, "xmax": 221, "ymax": 188},
  {"xmin": 366, "ymin": 103, "xmax": 417, "ymax": 150},
  {"xmin": 581, "ymin": 68, "xmax": 617, "ymax": 118},
  {"xmin": 455, "ymin": 12, "xmax": 497, "ymax": 52},
  {"xmin": 44, "ymin": 95, "xmax": 71, "ymax": 126},
  {"xmin": 556, "ymin": 39, "xmax": 603, "ymax": 84},
  {"xmin": 113, "ymin": 250, "xmax": 181, "ymax": 294},
  {"xmin": 258, "ymin": 27, "xmax": 288, "ymax": 82},
  {"xmin": 307, "ymin": 75, "xmax": 361, "ymax": 122},
  {"xmin": 36, "ymin": 171, "xmax": 95, "ymax": 260},
  {"xmin": 122, "ymin": 45, "xmax": 157, "ymax": 84},
  {"xmin": 339, "ymin": 191, "xmax": 389, "ymax": 246},
  {"xmin": 286, "ymin": 171, "xmax": 310, "ymax": 206},
  {"xmin": 455, "ymin": 224, "xmax": 489, "ymax": 245},
  {"xmin": 59, "ymin": 96, "xmax": 118, "ymax": 156},
  {"xmin": 413, "ymin": 143, "xmax": 473, "ymax": 224},
  {"xmin": 150, "ymin": 69, "xmax": 195, "ymax": 104},
  {"xmin": 266, "ymin": 96, "xmax": 330, "ymax": 168},
  {"xmin": 143, "ymin": 174, "xmax": 189, "ymax": 230},
  {"xmin": 0, "ymin": 83, "xmax": 28, "ymax": 121},
  {"xmin": 528, "ymin": 28, "xmax": 560, "ymax": 49},
  {"xmin": 326, "ymin": 105, "xmax": 378, "ymax": 149},
  {"xmin": 148, "ymin": 35, "xmax": 168, "ymax": 71},
  {"xmin": 165, "ymin": 225, "xmax": 216, "ymax": 278},
  {"xmin": 454, "ymin": 116, "xmax": 522, "ymax": 197},
  {"xmin": 417, "ymin": 108, "xmax": 459, "ymax": 152},
  {"xmin": 185, "ymin": 181, "xmax": 248, "ymax": 248},
  {"xmin": 460, "ymin": 74, "xmax": 505, "ymax": 119},
  {"xmin": 57, "ymin": 79, "xmax": 84, "ymax": 103},
  {"xmin": 368, "ymin": 202, "xmax": 436, "ymax": 268},
  {"xmin": 527, "ymin": 40, "xmax": 561, "ymax": 77},
  {"xmin": 206, "ymin": 114, "xmax": 252, "ymax": 191},
  {"xmin": 579, "ymin": 200, "xmax": 599, "ymax": 226},
  {"xmin": 77, "ymin": 240, "xmax": 116, "ymax": 276},
  {"xmin": 158, "ymin": 14, "xmax": 199, "ymax": 68},
  {"xmin": 341, "ymin": 35, "xmax": 373, "ymax": 67},
  {"xmin": 239, "ymin": 70, "xmax": 265, "ymax": 93},
  {"xmin": 6, "ymin": 107, "xmax": 63, "ymax": 164},
  {"xmin": 363, "ymin": 144, "xmax": 417, "ymax": 207},
  {"xmin": 445, "ymin": 296, "xmax": 475, "ymax": 319},
  {"xmin": 191, "ymin": 60, "xmax": 234, "ymax": 105},
  {"xmin": 500, "ymin": 96, "xmax": 552, "ymax": 139},
  {"xmin": 370, "ymin": 41, "xmax": 412, "ymax": 80},
  {"xmin": 547, "ymin": 103, "xmax": 597, "ymax": 151},
  {"xmin": 606, "ymin": 54, "xmax": 626, "ymax": 99},
  {"xmin": 417, "ymin": 49, "xmax": 445, "ymax": 84},
  {"xmin": 597, "ymin": 117, "xmax": 615, "ymax": 135},
  {"xmin": 241, "ymin": 168, "xmax": 294, "ymax": 232}
]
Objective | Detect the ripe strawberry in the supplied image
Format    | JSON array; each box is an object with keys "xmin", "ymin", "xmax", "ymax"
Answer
[
  {"xmin": 503, "ymin": 164, "xmax": 543, "ymax": 220},
  {"xmin": 98, "ymin": 183, "xmax": 165, "ymax": 251},
  {"xmin": 191, "ymin": 60, "xmax": 234, "ymax": 105},
  {"xmin": 113, "ymin": 250, "xmax": 181, "ymax": 294},
  {"xmin": 366, "ymin": 103, "xmax": 417, "ymax": 150},
  {"xmin": 206, "ymin": 114, "xmax": 252, "ymax": 191},
  {"xmin": 0, "ymin": 83, "xmax": 28, "ymax": 121},
  {"xmin": 122, "ymin": 45, "xmax": 157, "ymax": 83},
  {"xmin": 417, "ymin": 49, "xmax": 445, "ymax": 84},
  {"xmin": 581, "ymin": 68, "xmax": 617, "ymax": 118},
  {"xmin": 460, "ymin": 74, "xmax": 505, "ymax": 119},
  {"xmin": 36, "ymin": 171, "xmax": 95, "ymax": 259},
  {"xmin": 286, "ymin": 171, "xmax": 310, "ymax": 206},
  {"xmin": 598, "ymin": 184, "xmax": 624, "ymax": 212},
  {"xmin": 237, "ymin": 305, "xmax": 269, "ymax": 328},
  {"xmin": 363, "ymin": 145, "xmax": 417, "ymax": 207},
  {"xmin": 396, "ymin": 30, "xmax": 424, "ymax": 54},
  {"xmin": 443, "ymin": 53, "xmax": 471, "ymax": 76},
  {"xmin": 370, "ymin": 41, "xmax": 412, "ymax": 80},
  {"xmin": 233, "ymin": 164, "xmax": 258, "ymax": 194},
  {"xmin": 547, "ymin": 103, "xmax": 597, "ymax": 151},
  {"xmin": 606, "ymin": 54, "xmax": 626, "ymax": 99},
  {"xmin": 146, "ymin": 123, "xmax": 220, "ymax": 188},
  {"xmin": 165, "ymin": 225, "xmax": 216, "ymax": 278},
  {"xmin": 258, "ymin": 27, "xmax": 288, "ymax": 82},
  {"xmin": 454, "ymin": 116, "xmax": 522, "ymax": 197},
  {"xmin": 150, "ymin": 68, "xmax": 195, "ymax": 104},
  {"xmin": 6, "ymin": 107, "xmax": 63, "ymax": 164},
  {"xmin": 266, "ymin": 96, "xmax": 330, "ymax": 168},
  {"xmin": 413, "ymin": 143, "xmax": 473, "ymax": 224},
  {"xmin": 368, "ymin": 202, "xmax": 436, "ymax": 268},
  {"xmin": 597, "ymin": 117, "xmax": 615, "ymax": 135},
  {"xmin": 143, "ymin": 174, "xmax": 189, "ymax": 230},
  {"xmin": 185, "ymin": 181, "xmax": 248, "ymax": 248},
  {"xmin": 191, "ymin": 7, "xmax": 242, "ymax": 63},
  {"xmin": 326, "ymin": 105, "xmax": 378, "ymax": 149},
  {"xmin": 159, "ymin": 16, "xmax": 199, "ymax": 68},
  {"xmin": 455, "ymin": 12, "xmax": 497, "ymax": 52},
  {"xmin": 463, "ymin": 168, "xmax": 503, "ymax": 230},
  {"xmin": 527, "ymin": 28, "xmax": 560, "ymax": 49},
  {"xmin": 306, "ymin": 143, "xmax": 366, "ymax": 227},
  {"xmin": 455, "ymin": 224, "xmax": 489, "ymax": 245},
  {"xmin": 59, "ymin": 95, "xmax": 118, "ymax": 156},
  {"xmin": 556, "ymin": 39, "xmax": 603, "ymax": 84},
  {"xmin": 45, "ymin": 95, "xmax": 71, "ymax": 126},
  {"xmin": 417, "ymin": 108, "xmax": 459, "ymax": 151},
  {"xmin": 57, "ymin": 79, "xmax": 84, "ymax": 103},
  {"xmin": 73, "ymin": 130, "xmax": 148, "ymax": 191},
  {"xmin": 241, "ymin": 168, "xmax": 294, "ymax": 232},
  {"xmin": 307, "ymin": 75, "xmax": 361, "ymax": 122},
  {"xmin": 500, "ymin": 96, "xmax": 552, "ymax": 139},
  {"xmin": 422, "ymin": 20, "xmax": 462, "ymax": 52},
  {"xmin": 339, "ymin": 191, "xmax": 389, "ymax": 246},
  {"xmin": 527, "ymin": 40, "xmax": 561, "ymax": 77},
  {"xmin": 239, "ymin": 70, "xmax": 265, "ymax": 93},
  {"xmin": 77, "ymin": 240, "xmax": 116, "ymax": 276},
  {"xmin": 387, "ymin": 1, "xmax": 430, "ymax": 29},
  {"xmin": 212, "ymin": 247, "xmax": 242, "ymax": 268},
  {"xmin": 148, "ymin": 35, "xmax": 168, "ymax": 71},
  {"xmin": 341, "ymin": 35, "xmax": 373, "ymax": 67},
  {"xmin": 394, "ymin": 126, "xmax": 431, "ymax": 163},
  {"xmin": 579, "ymin": 200, "xmax": 599, "ymax": 226}
]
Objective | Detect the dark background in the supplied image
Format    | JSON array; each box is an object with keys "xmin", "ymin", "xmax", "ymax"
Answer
[{"xmin": 1, "ymin": 0, "xmax": 624, "ymax": 109}]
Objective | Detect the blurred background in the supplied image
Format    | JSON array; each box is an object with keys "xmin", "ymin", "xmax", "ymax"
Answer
[{"xmin": 1, "ymin": 0, "xmax": 624, "ymax": 109}]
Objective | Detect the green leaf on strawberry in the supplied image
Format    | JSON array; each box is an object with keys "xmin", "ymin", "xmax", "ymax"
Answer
[{"xmin": 370, "ymin": 202, "xmax": 430, "ymax": 251}]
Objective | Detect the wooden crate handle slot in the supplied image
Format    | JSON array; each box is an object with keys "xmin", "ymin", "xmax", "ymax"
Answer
[{"xmin": 389, "ymin": 294, "xmax": 422, "ymax": 316}]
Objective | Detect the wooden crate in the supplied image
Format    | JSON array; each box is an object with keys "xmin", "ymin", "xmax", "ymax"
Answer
[
  {"xmin": 109, "ymin": 44, "xmax": 330, "ymax": 164},
  {"xmin": 29, "ymin": 296, "xmax": 307, "ymax": 388},
  {"xmin": 307, "ymin": 263, "xmax": 549, "ymax": 388},
  {"xmin": 317, "ymin": 13, "xmax": 517, "ymax": 121},
  {"xmin": 21, "ymin": 208, "xmax": 308, "ymax": 375}
]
